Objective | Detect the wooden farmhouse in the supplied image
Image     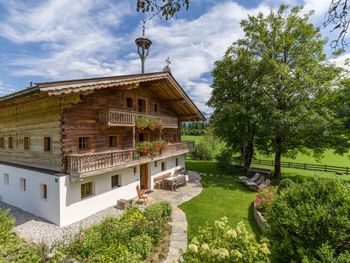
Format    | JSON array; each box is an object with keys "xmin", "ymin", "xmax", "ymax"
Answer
[{"xmin": 0, "ymin": 71, "xmax": 204, "ymax": 226}]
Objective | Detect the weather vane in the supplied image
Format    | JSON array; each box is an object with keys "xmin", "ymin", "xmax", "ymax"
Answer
[{"xmin": 163, "ymin": 56, "xmax": 172, "ymax": 72}]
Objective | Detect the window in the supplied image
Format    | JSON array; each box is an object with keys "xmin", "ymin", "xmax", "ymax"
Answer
[
  {"xmin": 24, "ymin": 137, "xmax": 30, "ymax": 150},
  {"xmin": 40, "ymin": 184, "xmax": 47, "ymax": 199},
  {"xmin": 138, "ymin": 99, "xmax": 146, "ymax": 112},
  {"xmin": 0, "ymin": 137, "xmax": 4, "ymax": 149},
  {"xmin": 44, "ymin": 137, "xmax": 51, "ymax": 152},
  {"xmin": 154, "ymin": 103, "xmax": 159, "ymax": 112},
  {"xmin": 154, "ymin": 161, "xmax": 158, "ymax": 167},
  {"xmin": 3, "ymin": 174, "xmax": 9, "ymax": 185},
  {"xmin": 81, "ymin": 182, "xmax": 93, "ymax": 199},
  {"xmin": 20, "ymin": 178, "xmax": 26, "ymax": 191},
  {"xmin": 161, "ymin": 162, "xmax": 166, "ymax": 171},
  {"xmin": 111, "ymin": 175, "xmax": 120, "ymax": 188},
  {"xmin": 79, "ymin": 137, "xmax": 90, "ymax": 150},
  {"xmin": 176, "ymin": 158, "xmax": 179, "ymax": 166},
  {"xmin": 109, "ymin": 135, "xmax": 119, "ymax": 148},
  {"xmin": 139, "ymin": 133, "xmax": 146, "ymax": 142},
  {"xmin": 126, "ymin": 97, "xmax": 133, "ymax": 108},
  {"xmin": 8, "ymin": 137, "xmax": 13, "ymax": 149}
]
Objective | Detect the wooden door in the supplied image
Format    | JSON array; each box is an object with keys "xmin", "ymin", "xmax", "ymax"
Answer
[{"xmin": 140, "ymin": 164, "xmax": 149, "ymax": 190}]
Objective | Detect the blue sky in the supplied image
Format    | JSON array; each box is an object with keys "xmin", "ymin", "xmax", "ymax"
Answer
[{"xmin": 0, "ymin": 0, "xmax": 346, "ymax": 114}]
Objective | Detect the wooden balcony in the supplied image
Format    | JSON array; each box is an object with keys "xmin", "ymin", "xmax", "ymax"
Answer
[
  {"xmin": 68, "ymin": 141, "xmax": 194, "ymax": 178},
  {"xmin": 97, "ymin": 109, "xmax": 178, "ymax": 128}
]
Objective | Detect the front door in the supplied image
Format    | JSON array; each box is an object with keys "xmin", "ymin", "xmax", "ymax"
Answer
[{"xmin": 140, "ymin": 164, "xmax": 149, "ymax": 190}]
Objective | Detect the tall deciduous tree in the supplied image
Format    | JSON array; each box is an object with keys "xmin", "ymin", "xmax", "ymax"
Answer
[
  {"xmin": 136, "ymin": 0, "xmax": 189, "ymax": 19},
  {"xmin": 209, "ymin": 46, "xmax": 265, "ymax": 170},
  {"xmin": 211, "ymin": 5, "xmax": 347, "ymax": 177}
]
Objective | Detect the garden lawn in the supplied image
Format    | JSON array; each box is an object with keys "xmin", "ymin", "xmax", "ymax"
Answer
[
  {"xmin": 182, "ymin": 136, "xmax": 350, "ymax": 167},
  {"xmin": 179, "ymin": 160, "xmax": 261, "ymax": 240}
]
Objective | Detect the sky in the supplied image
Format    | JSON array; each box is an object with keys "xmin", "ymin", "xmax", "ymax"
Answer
[{"xmin": 0, "ymin": 0, "xmax": 346, "ymax": 115}]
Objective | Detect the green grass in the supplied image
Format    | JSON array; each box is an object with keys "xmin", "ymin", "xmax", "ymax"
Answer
[
  {"xmin": 179, "ymin": 160, "xmax": 261, "ymax": 240},
  {"xmin": 182, "ymin": 135, "xmax": 350, "ymax": 167},
  {"xmin": 181, "ymin": 135, "xmax": 204, "ymax": 144}
]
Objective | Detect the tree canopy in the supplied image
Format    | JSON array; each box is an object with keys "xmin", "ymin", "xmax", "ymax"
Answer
[
  {"xmin": 136, "ymin": 0, "xmax": 189, "ymax": 19},
  {"xmin": 210, "ymin": 5, "xmax": 349, "ymax": 177}
]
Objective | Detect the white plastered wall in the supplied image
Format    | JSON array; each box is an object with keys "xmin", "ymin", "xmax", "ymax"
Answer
[
  {"xmin": 149, "ymin": 154, "xmax": 185, "ymax": 190},
  {"xmin": 59, "ymin": 166, "xmax": 140, "ymax": 227},
  {"xmin": 0, "ymin": 164, "xmax": 61, "ymax": 225}
]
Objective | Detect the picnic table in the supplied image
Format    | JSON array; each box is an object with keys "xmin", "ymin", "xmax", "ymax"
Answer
[{"xmin": 163, "ymin": 174, "xmax": 187, "ymax": 191}]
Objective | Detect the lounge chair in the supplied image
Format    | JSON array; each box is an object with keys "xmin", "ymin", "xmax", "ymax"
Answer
[
  {"xmin": 239, "ymin": 173, "xmax": 261, "ymax": 183},
  {"xmin": 246, "ymin": 178, "xmax": 271, "ymax": 192},
  {"xmin": 136, "ymin": 185, "xmax": 148, "ymax": 205},
  {"xmin": 245, "ymin": 174, "xmax": 265, "ymax": 186}
]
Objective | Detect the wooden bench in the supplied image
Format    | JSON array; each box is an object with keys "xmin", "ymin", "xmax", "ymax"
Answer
[
  {"xmin": 248, "ymin": 168, "xmax": 272, "ymax": 179},
  {"xmin": 153, "ymin": 172, "xmax": 171, "ymax": 189}
]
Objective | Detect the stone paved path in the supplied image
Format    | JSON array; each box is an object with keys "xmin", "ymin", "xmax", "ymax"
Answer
[{"xmin": 148, "ymin": 171, "xmax": 202, "ymax": 263}]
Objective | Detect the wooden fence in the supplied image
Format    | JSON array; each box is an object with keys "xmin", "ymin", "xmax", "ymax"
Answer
[{"xmin": 251, "ymin": 159, "xmax": 349, "ymax": 174}]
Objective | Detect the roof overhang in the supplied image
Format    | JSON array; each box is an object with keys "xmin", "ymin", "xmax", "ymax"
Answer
[{"xmin": 0, "ymin": 72, "xmax": 205, "ymax": 121}]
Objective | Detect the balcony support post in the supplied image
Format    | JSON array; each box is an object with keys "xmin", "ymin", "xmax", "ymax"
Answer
[{"xmin": 132, "ymin": 126, "xmax": 136, "ymax": 148}]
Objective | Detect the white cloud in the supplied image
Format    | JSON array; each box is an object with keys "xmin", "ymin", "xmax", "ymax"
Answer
[{"xmin": 0, "ymin": 0, "xmax": 347, "ymax": 114}]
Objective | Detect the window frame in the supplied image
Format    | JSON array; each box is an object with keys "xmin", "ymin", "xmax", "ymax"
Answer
[
  {"xmin": 126, "ymin": 97, "xmax": 134, "ymax": 109},
  {"xmin": 23, "ymin": 137, "xmax": 30, "ymax": 150},
  {"xmin": 138, "ymin": 98, "xmax": 147, "ymax": 113},
  {"xmin": 108, "ymin": 135, "xmax": 119, "ymax": 148},
  {"xmin": 3, "ymin": 173, "xmax": 9, "ymax": 186},
  {"xmin": 81, "ymin": 182, "xmax": 93, "ymax": 199},
  {"xmin": 154, "ymin": 103, "xmax": 159, "ymax": 113},
  {"xmin": 40, "ymin": 184, "xmax": 48, "ymax": 199},
  {"xmin": 161, "ymin": 161, "xmax": 166, "ymax": 171},
  {"xmin": 44, "ymin": 137, "xmax": 51, "ymax": 152},
  {"xmin": 20, "ymin": 178, "xmax": 26, "ymax": 192},
  {"xmin": 8, "ymin": 137, "xmax": 13, "ymax": 150},
  {"xmin": 78, "ymin": 137, "xmax": 91, "ymax": 151},
  {"xmin": 111, "ymin": 174, "xmax": 120, "ymax": 189},
  {"xmin": 0, "ymin": 137, "xmax": 4, "ymax": 149},
  {"xmin": 175, "ymin": 158, "xmax": 179, "ymax": 167}
]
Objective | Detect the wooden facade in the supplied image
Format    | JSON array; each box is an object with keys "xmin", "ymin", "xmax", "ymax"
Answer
[{"xmin": 0, "ymin": 72, "xmax": 204, "ymax": 176}]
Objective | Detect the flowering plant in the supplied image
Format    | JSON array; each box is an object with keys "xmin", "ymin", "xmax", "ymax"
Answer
[{"xmin": 182, "ymin": 217, "xmax": 270, "ymax": 262}]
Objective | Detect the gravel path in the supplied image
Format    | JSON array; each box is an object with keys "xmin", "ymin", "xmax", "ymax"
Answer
[{"xmin": 0, "ymin": 201, "xmax": 122, "ymax": 247}]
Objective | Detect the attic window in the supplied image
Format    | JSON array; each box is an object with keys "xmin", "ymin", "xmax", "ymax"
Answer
[
  {"xmin": 154, "ymin": 103, "xmax": 159, "ymax": 112},
  {"xmin": 138, "ymin": 99, "xmax": 146, "ymax": 113}
]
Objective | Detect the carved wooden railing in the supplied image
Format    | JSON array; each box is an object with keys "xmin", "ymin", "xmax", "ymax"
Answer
[
  {"xmin": 68, "ymin": 141, "xmax": 194, "ymax": 176},
  {"xmin": 97, "ymin": 109, "xmax": 178, "ymax": 128}
]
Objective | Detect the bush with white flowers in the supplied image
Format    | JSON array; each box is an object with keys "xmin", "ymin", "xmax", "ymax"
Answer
[{"xmin": 182, "ymin": 217, "xmax": 270, "ymax": 262}]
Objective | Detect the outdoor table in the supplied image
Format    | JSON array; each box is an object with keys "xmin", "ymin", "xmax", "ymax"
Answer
[{"xmin": 163, "ymin": 174, "xmax": 186, "ymax": 191}]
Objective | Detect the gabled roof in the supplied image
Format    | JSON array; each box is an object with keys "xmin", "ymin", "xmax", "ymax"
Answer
[{"xmin": 0, "ymin": 71, "xmax": 205, "ymax": 121}]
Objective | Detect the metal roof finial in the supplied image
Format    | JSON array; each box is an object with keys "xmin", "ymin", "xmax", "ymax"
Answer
[
  {"xmin": 163, "ymin": 56, "xmax": 171, "ymax": 72},
  {"xmin": 135, "ymin": 20, "xmax": 152, "ymax": 74}
]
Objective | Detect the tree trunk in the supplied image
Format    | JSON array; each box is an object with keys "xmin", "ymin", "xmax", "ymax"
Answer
[
  {"xmin": 274, "ymin": 137, "xmax": 283, "ymax": 178},
  {"xmin": 241, "ymin": 143, "xmax": 254, "ymax": 171}
]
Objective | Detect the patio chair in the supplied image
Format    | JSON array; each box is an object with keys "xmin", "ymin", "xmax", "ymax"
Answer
[
  {"xmin": 239, "ymin": 173, "xmax": 261, "ymax": 183},
  {"xmin": 136, "ymin": 185, "xmax": 148, "ymax": 205},
  {"xmin": 246, "ymin": 178, "xmax": 271, "ymax": 192}
]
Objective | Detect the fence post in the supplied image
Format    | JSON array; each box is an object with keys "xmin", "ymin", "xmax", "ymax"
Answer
[
  {"xmin": 288, "ymin": 162, "xmax": 290, "ymax": 168},
  {"xmin": 304, "ymin": 163, "xmax": 306, "ymax": 169},
  {"xmin": 347, "ymin": 167, "xmax": 349, "ymax": 175},
  {"xmin": 325, "ymin": 164, "xmax": 327, "ymax": 172}
]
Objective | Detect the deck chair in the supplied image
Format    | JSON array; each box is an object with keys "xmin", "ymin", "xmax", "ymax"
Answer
[
  {"xmin": 239, "ymin": 173, "xmax": 261, "ymax": 183},
  {"xmin": 257, "ymin": 179, "xmax": 271, "ymax": 190},
  {"xmin": 245, "ymin": 174, "xmax": 264, "ymax": 186},
  {"xmin": 136, "ymin": 185, "xmax": 148, "ymax": 205}
]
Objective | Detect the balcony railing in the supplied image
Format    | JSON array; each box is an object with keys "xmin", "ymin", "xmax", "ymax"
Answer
[
  {"xmin": 97, "ymin": 109, "xmax": 178, "ymax": 128},
  {"xmin": 68, "ymin": 141, "xmax": 194, "ymax": 178}
]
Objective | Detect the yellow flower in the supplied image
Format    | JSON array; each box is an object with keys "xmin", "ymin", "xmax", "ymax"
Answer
[
  {"xmin": 232, "ymin": 249, "xmax": 243, "ymax": 258},
  {"xmin": 260, "ymin": 243, "xmax": 270, "ymax": 255},
  {"xmin": 201, "ymin": 243, "xmax": 209, "ymax": 251},
  {"xmin": 217, "ymin": 248, "xmax": 229, "ymax": 258},
  {"xmin": 226, "ymin": 229, "xmax": 237, "ymax": 238},
  {"xmin": 188, "ymin": 244, "xmax": 198, "ymax": 253}
]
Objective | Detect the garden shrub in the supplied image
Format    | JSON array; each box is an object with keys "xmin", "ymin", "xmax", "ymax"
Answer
[
  {"xmin": 267, "ymin": 178, "xmax": 350, "ymax": 262},
  {"xmin": 277, "ymin": 178, "xmax": 294, "ymax": 193},
  {"xmin": 254, "ymin": 186, "xmax": 277, "ymax": 214},
  {"xmin": 0, "ymin": 210, "xmax": 42, "ymax": 263},
  {"xmin": 53, "ymin": 202, "xmax": 172, "ymax": 262},
  {"xmin": 191, "ymin": 142, "xmax": 213, "ymax": 160},
  {"xmin": 182, "ymin": 217, "xmax": 270, "ymax": 262},
  {"xmin": 215, "ymin": 148, "xmax": 234, "ymax": 171}
]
